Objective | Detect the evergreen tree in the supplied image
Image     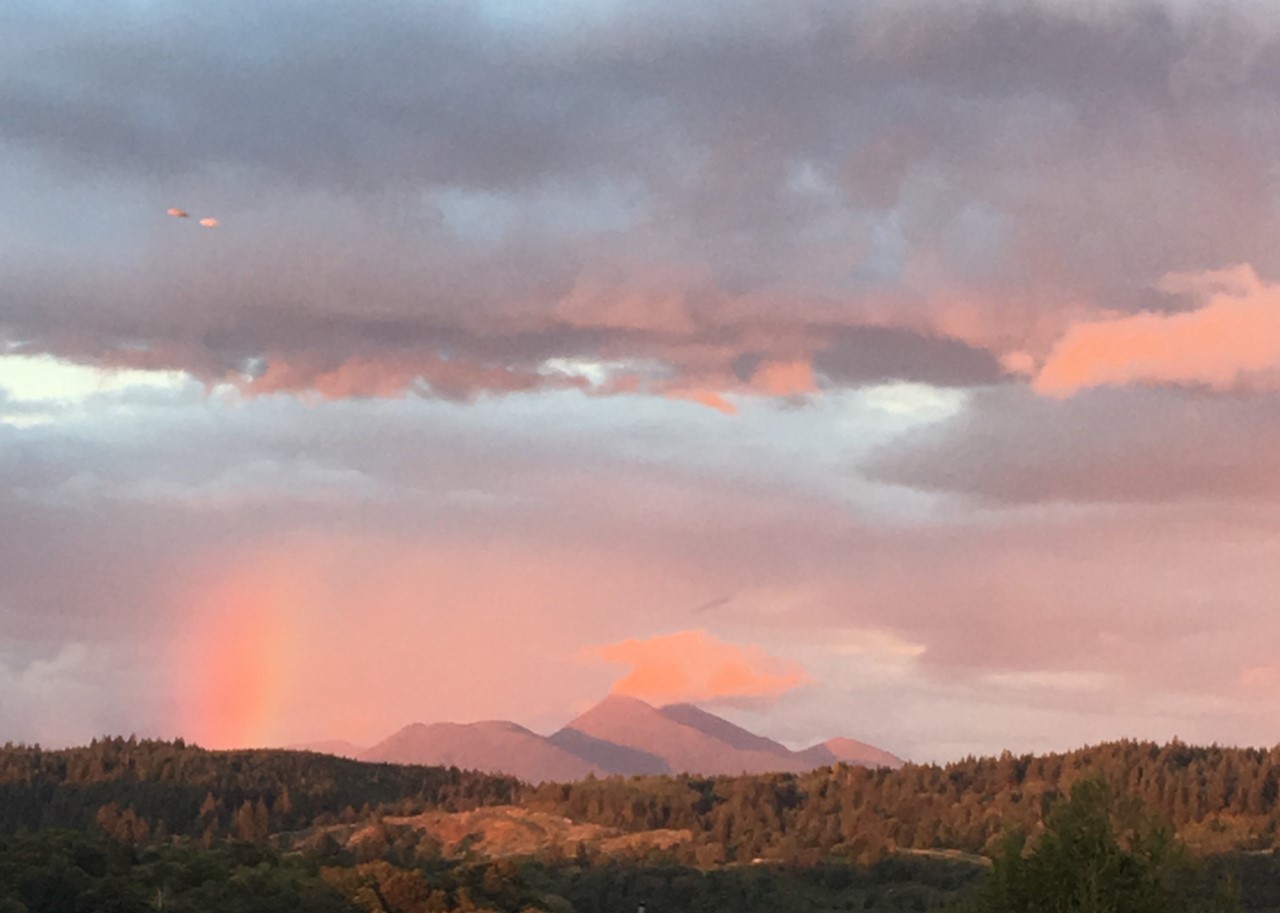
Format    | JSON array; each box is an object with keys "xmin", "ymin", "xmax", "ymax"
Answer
[{"xmin": 963, "ymin": 777, "xmax": 1239, "ymax": 913}]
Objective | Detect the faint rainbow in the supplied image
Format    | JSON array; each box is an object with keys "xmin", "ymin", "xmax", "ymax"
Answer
[{"xmin": 174, "ymin": 549, "xmax": 306, "ymax": 749}]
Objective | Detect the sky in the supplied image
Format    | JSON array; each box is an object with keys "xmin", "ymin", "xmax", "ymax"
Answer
[{"xmin": 4, "ymin": 0, "xmax": 1280, "ymax": 764}]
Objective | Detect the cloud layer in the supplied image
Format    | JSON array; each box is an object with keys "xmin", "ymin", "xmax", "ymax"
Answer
[{"xmin": 6, "ymin": 0, "xmax": 1280, "ymax": 403}]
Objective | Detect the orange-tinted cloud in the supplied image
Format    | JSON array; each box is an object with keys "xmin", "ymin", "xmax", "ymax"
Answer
[
  {"xmin": 664, "ymin": 388, "xmax": 738, "ymax": 414},
  {"xmin": 593, "ymin": 630, "xmax": 810, "ymax": 706},
  {"xmin": 1240, "ymin": 665, "xmax": 1280, "ymax": 691},
  {"xmin": 556, "ymin": 278, "xmax": 698, "ymax": 335},
  {"xmin": 999, "ymin": 350, "xmax": 1037, "ymax": 377},
  {"xmin": 750, "ymin": 360, "xmax": 817, "ymax": 396},
  {"xmin": 243, "ymin": 353, "xmax": 570, "ymax": 400},
  {"xmin": 1035, "ymin": 265, "xmax": 1280, "ymax": 397}
]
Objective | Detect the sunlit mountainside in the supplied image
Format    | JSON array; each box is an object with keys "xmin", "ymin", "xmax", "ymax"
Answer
[{"xmin": 296, "ymin": 695, "xmax": 903, "ymax": 782}]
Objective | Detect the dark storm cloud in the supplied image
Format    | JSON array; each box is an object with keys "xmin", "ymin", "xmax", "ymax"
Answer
[
  {"xmin": 6, "ymin": 0, "xmax": 1280, "ymax": 398},
  {"xmin": 6, "ymin": 0, "xmax": 1274, "ymax": 189}
]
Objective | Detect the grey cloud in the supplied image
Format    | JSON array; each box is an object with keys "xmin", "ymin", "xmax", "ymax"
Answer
[
  {"xmin": 863, "ymin": 385, "xmax": 1280, "ymax": 503},
  {"xmin": 0, "ymin": 388, "xmax": 869, "ymax": 650},
  {"xmin": 6, "ymin": 0, "xmax": 1280, "ymax": 396},
  {"xmin": 0, "ymin": 0, "xmax": 672, "ymax": 191},
  {"xmin": 0, "ymin": 641, "xmax": 172, "ymax": 746},
  {"xmin": 8, "ymin": 0, "xmax": 1270, "ymax": 189},
  {"xmin": 813, "ymin": 325, "xmax": 1005, "ymax": 387}
]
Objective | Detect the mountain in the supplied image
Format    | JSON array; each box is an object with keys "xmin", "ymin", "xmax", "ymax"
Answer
[
  {"xmin": 547, "ymin": 727, "xmax": 671, "ymax": 776},
  {"xmin": 287, "ymin": 738, "xmax": 364, "ymax": 758},
  {"xmin": 657, "ymin": 702, "xmax": 793, "ymax": 756},
  {"xmin": 361, "ymin": 720, "xmax": 602, "ymax": 783},
  {"xmin": 555, "ymin": 696, "xmax": 803, "ymax": 773},
  {"xmin": 353, "ymin": 696, "xmax": 902, "ymax": 782},
  {"xmin": 798, "ymin": 737, "xmax": 905, "ymax": 770}
]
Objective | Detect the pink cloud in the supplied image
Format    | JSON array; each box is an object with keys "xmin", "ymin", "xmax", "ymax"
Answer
[
  {"xmin": 241, "ymin": 353, "xmax": 574, "ymax": 400},
  {"xmin": 1035, "ymin": 265, "xmax": 1280, "ymax": 396},
  {"xmin": 555, "ymin": 277, "xmax": 699, "ymax": 335},
  {"xmin": 592, "ymin": 630, "xmax": 810, "ymax": 706},
  {"xmin": 664, "ymin": 388, "xmax": 738, "ymax": 414},
  {"xmin": 999, "ymin": 350, "xmax": 1037, "ymax": 377},
  {"xmin": 750, "ymin": 360, "xmax": 817, "ymax": 396}
]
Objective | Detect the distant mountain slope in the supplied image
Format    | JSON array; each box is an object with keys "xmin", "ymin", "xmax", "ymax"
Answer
[
  {"xmin": 547, "ymin": 727, "xmax": 671, "ymax": 776},
  {"xmin": 361, "ymin": 720, "xmax": 602, "ymax": 783},
  {"xmin": 657, "ymin": 703, "xmax": 793, "ymax": 756},
  {"xmin": 352, "ymin": 696, "xmax": 901, "ymax": 781},
  {"xmin": 287, "ymin": 739, "xmax": 364, "ymax": 758},
  {"xmin": 798, "ymin": 737, "xmax": 905, "ymax": 770}
]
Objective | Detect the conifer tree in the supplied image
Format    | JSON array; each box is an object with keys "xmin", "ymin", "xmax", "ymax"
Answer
[{"xmin": 964, "ymin": 778, "xmax": 1239, "ymax": 913}]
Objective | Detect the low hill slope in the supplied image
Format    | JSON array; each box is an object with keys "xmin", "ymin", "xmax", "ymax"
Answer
[{"xmin": 378, "ymin": 805, "xmax": 691, "ymax": 859}]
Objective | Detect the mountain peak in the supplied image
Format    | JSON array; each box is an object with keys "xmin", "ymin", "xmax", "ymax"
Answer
[
  {"xmin": 565, "ymin": 693, "xmax": 659, "ymax": 726},
  {"xmin": 562, "ymin": 695, "xmax": 811, "ymax": 776},
  {"xmin": 350, "ymin": 694, "xmax": 901, "ymax": 782},
  {"xmin": 799, "ymin": 737, "xmax": 905, "ymax": 770},
  {"xmin": 591, "ymin": 693, "xmax": 657, "ymax": 712}
]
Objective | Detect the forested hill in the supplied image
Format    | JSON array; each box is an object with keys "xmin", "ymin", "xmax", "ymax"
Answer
[
  {"xmin": 0, "ymin": 737, "xmax": 519, "ymax": 839},
  {"xmin": 3, "ymin": 737, "xmax": 1279, "ymax": 861},
  {"xmin": 525, "ymin": 739, "xmax": 1280, "ymax": 862}
]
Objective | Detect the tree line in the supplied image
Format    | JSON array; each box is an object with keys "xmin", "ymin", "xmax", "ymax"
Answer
[
  {"xmin": 2, "ymin": 736, "xmax": 1278, "ymax": 864},
  {"xmin": 527, "ymin": 739, "xmax": 1280, "ymax": 864},
  {"xmin": 0, "ymin": 736, "xmax": 518, "ymax": 841}
]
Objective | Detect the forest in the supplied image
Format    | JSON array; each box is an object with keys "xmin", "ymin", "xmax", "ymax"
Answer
[{"xmin": 3, "ymin": 737, "xmax": 1279, "ymax": 911}]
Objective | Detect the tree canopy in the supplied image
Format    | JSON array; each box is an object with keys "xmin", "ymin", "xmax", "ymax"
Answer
[{"xmin": 964, "ymin": 778, "xmax": 1239, "ymax": 913}]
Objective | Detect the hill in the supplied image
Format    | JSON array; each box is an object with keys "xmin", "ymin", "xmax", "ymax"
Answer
[
  {"xmin": 377, "ymin": 805, "xmax": 692, "ymax": 859},
  {"xmin": 0, "ymin": 736, "xmax": 519, "ymax": 837},
  {"xmin": 4, "ymin": 736, "xmax": 1279, "ymax": 865}
]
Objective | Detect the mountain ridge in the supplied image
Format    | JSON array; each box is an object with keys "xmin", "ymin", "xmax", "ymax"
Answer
[
  {"xmin": 350, "ymin": 695, "xmax": 903, "ymax": 782},
  {"xmin": 361, "ymin": 720, "xmax": 603, "ymax": 783}
]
